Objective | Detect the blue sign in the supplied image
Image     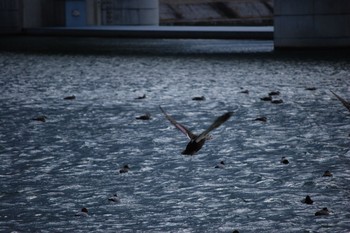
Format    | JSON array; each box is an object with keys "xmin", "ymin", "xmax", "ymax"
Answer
[{"xmin": 65, "ymin": 0, "xmax": 86, "ymax": 27}]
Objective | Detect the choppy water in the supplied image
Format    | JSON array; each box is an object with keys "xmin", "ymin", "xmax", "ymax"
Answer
[{"xmin": 1, "ymin": 37, "xmax": 350, "ymax": 233}]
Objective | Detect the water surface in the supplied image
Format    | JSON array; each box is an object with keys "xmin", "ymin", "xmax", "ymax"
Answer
[{"xmin": 1, "ymin": 37, "xmax": 350, "ymax": 232}]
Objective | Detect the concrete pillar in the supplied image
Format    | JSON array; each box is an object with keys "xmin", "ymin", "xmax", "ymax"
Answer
[
  {"xmin": 22, "ymin": 0, "xmax": 42, "ymax": 28},
  {"xmin": 0, "ymin": 0, "xmax": 22, "ymax": 34},
  {"xmin": 274, "ymin": 0, "xmax": 350, "ymax": 49},
  {"xmin": 112, "ymin": 0, "xmax": 159, "ymax": 25},
  {"xmin": 86, "ymin": 0, "xmax": 101, "ymax": 25}
]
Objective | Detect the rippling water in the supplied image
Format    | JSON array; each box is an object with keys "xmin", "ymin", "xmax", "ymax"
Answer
[{"xmin": 1, "ymin": 37, "xmax": 350, "ymax": 232}]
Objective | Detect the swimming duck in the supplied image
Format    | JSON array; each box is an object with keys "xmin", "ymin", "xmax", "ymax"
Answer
[
  {"xmin": 268, "ymin": 91, "xmax": 280, "ymax": 96},
  {"xmin": 215, "ymin": 161, "xmax": 225, "ymax": 168},
  {"xmin": 159, "ymin": 106, "xmax": 233, "ymax": 155},
  {"xmin": 330, "ymin": 90, "xmax": 350, "ymax": 112},
  {"xmin": 260, "ymin": 96, "xmax": 272, "ymax": 101},
  {"xmin": 32, "ymin": 115, "xmax": 47, "ymax": 122},
  {"xmin": 302, "ymin": 195, "xmax": 314, "ymax": 205},
  {"xmin": 192, "ymin": 96, "xmax": 206, "ymax": 101},
  {"xmin": 280, "ymin": 157, "xmax": 289, "ymax": 164},
  {"xmin": 305, "ymin": 87, "xmax": 317, "ymax": 91},
  {"xmin": 108, "ymin": 193, "xmax": 121, "ymax": 203},
  {"xmin": 271, "ymin": 99, "xmax": 283, "ymax": 104},
  {"xmin": 322, "ymin": 170, "xmax": 333, "ymax": 177},
  {"xmin": 240, "ymin": 90, "xmax": 249, "ymax": 94},
  {"xmin": 136, "ymin": 113, "xmax": 151, "ymax": 120},
  {"xmin": 75, "ymin": 207, "xmax": 88, "ymax": 217},
  {"xmin": 119, "ymin": 164, "xmax": 130, "ymax": 173},
  {"xmin": 135, "ymin": 94, "xmax": 146, "ymax": 99},
  {"xmin": 254, "ymin": 116, "xmax": 267, "ymax": 122},
  {"xmin": 315, "ymin": 207, "xmax": 330, "ymax": 216},
  {"xmin": 64, "ymin": 95, "xmax": 76, "ymax": 100}
]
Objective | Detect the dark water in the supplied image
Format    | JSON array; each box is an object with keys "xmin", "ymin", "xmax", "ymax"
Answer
[{"xmin": 1, "ymin": 37, "xmax": 350, "ymax": 232}]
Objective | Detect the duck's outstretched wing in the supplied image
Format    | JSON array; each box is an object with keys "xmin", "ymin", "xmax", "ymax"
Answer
[
  {"xmin": 195, "ymin": 112, "xmax": 233, "ymax": 143},
  {"xmin": 331, "ymin": 90, "xmax": 350, "ymax": 112},
  {"xmin": 159, "ymin": 106, "xmax": 196, "ymax": 140}
]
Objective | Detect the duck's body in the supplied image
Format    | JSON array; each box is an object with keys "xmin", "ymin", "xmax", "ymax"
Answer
[
  {"xmin": 260, "ymin": 96, "xmax": 272, "ymax": 101},
  {"xmin": 136, "ymin": 113, "xmax": 151, "ymax": 120},
  {"xmin": 322, "ymin": 170, "xmax": 333, "ymax": 177},
  {"xmin": 75, "ymin": 207, "xmax": 88, "ymax": 217},
  {"xmin": 240, "ymin": 90, "xmax": 249, "ymax": 94},
  {"xmin": 119, "ymin": 165, "xmax": 130, "ymax": 173},
  {"xmin": 281, "ymin": 156, "xmax": 289, "ymax": 164},
  {"xmin": 192, "ymin": 96, "xmax": 206, "ymax": 101},
  {"xmin": 108, "ymin": 194, "xmax": 121, "ymax": 203},
  {"xmin": 160, "ymin": 106, "xmax": 233, "ymax": 155},
  {"xmin": 302, "ymin": 195, "xmax": 314, "ymax": 205},
  {"xmin": 64, "ymin": 95, "xmax": 76, "ymax": 100},
  {"xmin": 215, "ymin": 161, "xmax": 225, "ymax": 169},
  {"xmin": 305, "ymin": 87, "xmax": 317, "ymax": 91},
  {"xmin": 181, "ymin": 138, "xmax": 206, "ymax": 155},
  {"xmin": 135, "ymin": 94, "xmax": 146, "ymax": 99},
  {"xmin": 254, "ymin": 116, "xmax": 267, "ymax": 122},
  {"xmin": 315, "ymin": 207, "xmax": 330, "ymax": 216},
  {"xmin": 271, "ymin": 99, "xmax": 283, "ymax": 104},
  {"xmin": 32, "ymin": 115, "xmax": 47, "ymax": 122},
  {"xmin": 268, "ymin": 91, "xmax": 280, "ymax": 96}
]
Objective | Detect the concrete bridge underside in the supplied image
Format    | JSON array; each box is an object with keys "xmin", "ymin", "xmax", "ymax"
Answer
[{"xmin": 0, "ymin": 0, "xmax": 350, "ymax": 49}]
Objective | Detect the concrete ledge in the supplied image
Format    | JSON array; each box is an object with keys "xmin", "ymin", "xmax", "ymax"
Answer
[
  {"xmin": 275, "ymin": 38, "xmax": 350, "ymax": 49},
  {"xmin": 23, "ymin": 26, "xmax": 273, "ymax": 40}
]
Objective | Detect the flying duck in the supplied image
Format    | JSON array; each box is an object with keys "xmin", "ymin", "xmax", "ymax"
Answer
[
  {"xmin": 331, "ymin": 90, "xmax": 350, "ymax": 112},
  {"xmin": 159, "ymin": 106, "xmax": 233, "ymax": 155}
]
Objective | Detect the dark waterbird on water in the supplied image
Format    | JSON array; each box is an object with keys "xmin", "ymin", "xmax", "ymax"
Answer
[
  {"xmin": 159, "ymin": 106, "xmax": 233, "ymax": 155},
  {"xmin": 32, "ymin": 115, "xmax": 47, "ymax": 122},
  {"xmin": 302, "ymin": 195, "xmax": 314, "ymax": 205},
  {"xmin": 63, "ymin": 95, "xmax": 76, "ymax": 100},
  {"xmin": 136, "ymin": 113, "xmax": 151, "ymax": 120}
]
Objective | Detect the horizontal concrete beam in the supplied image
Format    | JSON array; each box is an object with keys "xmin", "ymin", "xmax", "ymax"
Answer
[{"xmin": 23, "ymin": 26, "xmax": 273, "ymax": 40}]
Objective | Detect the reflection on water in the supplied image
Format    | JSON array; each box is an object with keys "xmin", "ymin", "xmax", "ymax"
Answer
[{"xmin": 0, "ymin": 38, "xmax": 350, "ymax": 232}]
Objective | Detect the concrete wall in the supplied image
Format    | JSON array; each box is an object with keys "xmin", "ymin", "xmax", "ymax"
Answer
[
  {"xmin": 23, "ymin": 0, "xmax": 42, "ymax": 28},
  {"xmin": 111, "ymin": 0, "xmax": 159, "ymax": 25},
  {"xmin": 274, "ymin": 0, "xmax": 350, "ymax": 48},
  {"xmin": 0, "ymin": 0, "xmax": 22, "ymax": 34},
  {"xmin": 23, "ymin": 0, "xmax": 65, "ymax": 28}
]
